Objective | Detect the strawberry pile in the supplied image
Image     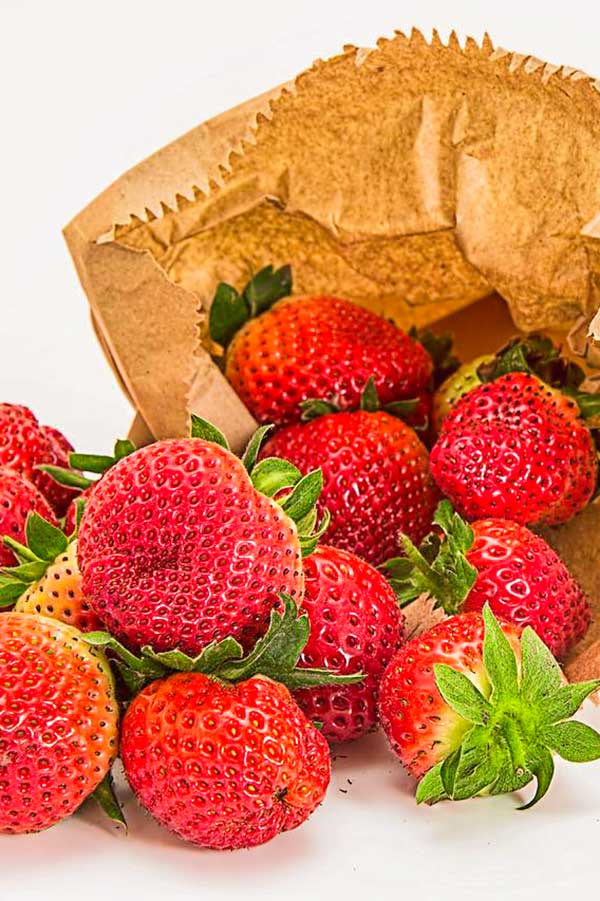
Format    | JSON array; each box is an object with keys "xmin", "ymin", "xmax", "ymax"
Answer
[{"xmin": 1, "ymin": 278, "xmax": 600, "ymax": 850}]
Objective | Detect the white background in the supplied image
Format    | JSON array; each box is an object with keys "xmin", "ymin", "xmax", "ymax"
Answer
[{"xmin": 1, "ymin": 1, "xmax": 600, "ymax": 898}]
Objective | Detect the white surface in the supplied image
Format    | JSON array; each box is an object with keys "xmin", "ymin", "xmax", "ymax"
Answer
[{"xmin": 1, "ymin": 1, "xmax": 600, "ymax": 898}]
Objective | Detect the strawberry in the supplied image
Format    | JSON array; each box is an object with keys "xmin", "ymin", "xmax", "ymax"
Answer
[
  {"xmin": 0, "ymin": 612, "xmax": 119, "ymax": 833},
  {"xmin": 430, "ymin": 372, "xmax": 598, "ymax": 525},
  {"xmin": 294, "ymin": 545, "xmax": 405, "ymax": 742},
  {"xmin": 379, "ymin": 605, "xmax": 600, "ymax": 807},
  {"xmin": 209, "ymin": 265, "xmax": 433, "ymax": 427},
  {"xmin": 78, "ymin": 418, "xmax": 327, "ymax": 655},
  {"xmin": 0, "ymin": 469, "xmax": 57, "ymax": 567},
  {"xmin": 0, "ymin": 404, "xmax": 79, "ymax": 516},
  {"xmin": 261, "ymin": 391, "xmax": 438, "ymax": 565},
  {"xmin": 92, "ymin": 596, "xmax": 360, "ymax": 849},
  {"xmin": 432, "ymin": 355, "xmax": 492, "ymax": 432},
  {"xmin": 0, "ymin": 512, "xmax": 102, "ymax": 632},
  {"xmin": 386, "ymin": 501, "xmax": 591, "ymax": 659}
]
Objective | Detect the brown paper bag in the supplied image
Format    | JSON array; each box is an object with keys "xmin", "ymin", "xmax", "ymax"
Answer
[{"xmin": 64, "ymin": 29, "xmax": 600, "ymax": 679}]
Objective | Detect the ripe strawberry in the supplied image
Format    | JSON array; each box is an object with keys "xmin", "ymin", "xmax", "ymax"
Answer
[
  {"xmin": 432, "ymin": 355, "xmax": 492, "ymax": 432},
  {"xmin": 0, "ymin": 404, "xmax": 78, "ymax": 516},
  {"xmin": 78, "ymin": 419, "xmax": 326, "ymax": 655},
  {"xmin": 430, "ymin": 372, "xmax": 598, "ymax": 525},
  {"xmin": 294, "ymin": 545, "xmax": 404, "ymax": 742},
  {"xmin": 0, "ymin": 469, "xmax": 57, "ymax": 567},
  {"xmin": 379, "ymin": 605, "xmax": 600, "ymax": 807},
  {"xmin": 94, "ymin": 596, "xmax": 359, "ymax": 849},
  {"xmin": 208, "ymin": 265, "xmax": 433, "ymax": 427},
  {"xmin": 0, "ymin": 612, "xmax": 119, "ymax": 833},
  {"xmin": 262, "ymin": 408, "xmax": 437, "ymax": 565},
  {"xmin": 0, "ymin": 512, "xmax": 102, "ymax": 632},
  {"xmin": 388, "ymin": 501, "xmax": 591, "ymax": 659}
]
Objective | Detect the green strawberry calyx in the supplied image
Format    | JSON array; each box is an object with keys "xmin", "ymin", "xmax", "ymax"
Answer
[
  {"xmin": 191, "ymin": 415, "xmax": 329, "ymax": 556},
  {"xmin": 209, "ymin": 264, "xmax": 292, "ymax": 349},
  {"xmin": 38, "ymin": 438, "xmax": 137, "ymax": 490},
  {"xmin": 408, "ymin": 327, "xmax": 460, "ymax": 389},
  {"xmin": 381, "ymin": 500, "xmax": 477, "ymax": 613},
  {"xmin": 300, "ymin": 376, "xmax": 421, "ymax": 427},
  {"xmin": 85, "ymin": 594, "xmax": 364, "ymax": 697},
  {"xmin": 0, "ymin": 512, "xmax": 79, "ymax": 608},
  {"xmin": 417, "ymin": 604, "xmax": 600, "ymax": 808}
]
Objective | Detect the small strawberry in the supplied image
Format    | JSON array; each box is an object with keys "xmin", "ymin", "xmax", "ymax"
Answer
[
  {"xmin": 294, "ymin": 545, "xmax": 405, "ymax": 742},
  {"xmin": 0, "ymin": 511, "xmax": 102, "ymax": 632},
  {"xmin": 386, "ymin": 501, "xmax": 591, "ymax": 659},
  {"xmin": 91, "ymin": 596, "xmax": 361, "ymax": 849},
  {"xmin": 209, "ymin": 265, "xmax": 433, "ymax": 426},
  {"xmin": 78, "ymin": 418, "xmax": 327, "ymax": 655},
  {"xmin": 432, "ymin": 355, "xmax": 493, "ymax": 432},
  {"xmin": 0, "ymin": 404, "xmax": 79, "ymax": 516},
  {"xmin": 0, "ymin": 469, "xmax": 57, "ymax": 567},
  {"xmin": 0, "ymin": 612, "xmax": 120, "ymax": 833},
  {"xmin": 430, "ymin": 371, "xmax": 598, "ymax": 525},
  {"xmin": 379, "ymin": 605, "xmax": 600, "ymax": 807},
  {"xmin": 261, "ymin": 384, "xmax": 438, "ymax": 565}
]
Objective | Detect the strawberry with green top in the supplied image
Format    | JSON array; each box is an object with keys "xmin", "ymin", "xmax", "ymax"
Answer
[
  {"xmin": 209, "ymin": 265, "xmax": 435, "ymax": 427},
  {"xmin": 379, "ymin": 604, "xmax": 600, "ymax": 807},
  {"xmin": 88, "ymin": 596, "xmax": 362, "ymax": 849},
  {"xmin": 78, "ymin": 417, "xmax": 328, "ymax": 655},
  {"xmin": 384, "ymin": 500, "xmax": 591, "ymax": 659},
  {"xmin": 0, "ymin": 469, "xmax": 57, "ymax": 567}
]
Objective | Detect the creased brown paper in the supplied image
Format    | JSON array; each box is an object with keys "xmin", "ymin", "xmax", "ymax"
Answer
[{"xmin": 64, "ymin": 28, "xmax": 600, "ymax": 679}]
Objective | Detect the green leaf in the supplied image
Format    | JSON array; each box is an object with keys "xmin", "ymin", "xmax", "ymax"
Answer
[
  {"xmin": 281, "ymin": 469, "xmax": 323, "ymax": 523},
  {"xmin": 73, "ymin": 498, "xmax": 86, "ymax": 536},
  {"xmin": 241, "ymin": 425, "xmax": 274, "ymax": 474},
  {"xmin": 84, "ymin": 632, "xmax": 166, "ymax": 677},
  {"xmin": 250, "ymin": 457, "xmax": 301, "ymax": 497},
  {"xmin": 114, "ymin": 660, "xmax": 152, "ymax": 696},
  {"xmin": 190, "ymin": 415, "xmax": 230, "ymax": 449},
  {"xmin": 410, "ymin": 327, "xmax": 460, "ymax": 388},
  {"xmin": 440, "ymin": 748, "xmax": 462, "ymax": 797},
  {"xmin": 114, "ymin": 439, "xmax": 136, "ymax": 461},
  {"xmin": 0, "ymin": 578, "xmax": 26, "ymax": 607},
  {"xmin": 1, "ymin": 560, "xmax": 49, "ymax": 583},
  {"xmin": 415, "ymin": 763, "xmax": 448, "ymax": 805},
  {"xmin": 243, "ymin": 264, "xmax": 292, "ymax": 318},
  {"xmin": 69, "ymin": 453, "xmax": 115, "ymax": 474},
  {"xmin": 92, "ymin": 772, "xmax": 127, "ymax": 830},
  {"xmin": 141, "ymin": 636, "xmax": 244, "ymax": 675},
  {"xmin": 25, "ymin": 513, "xmax": 68, "ymax": 562},
  {"xmin": 434, "ymin": 500, "xmax": 473, "ymax": 551},
  {"xmin": 384, "ymin": 398, "xmax": 419, "ymax": 417},
  {"xmin": 298, "ymin": 508, "xmax": 330, "ymax": 557},
  {"xmin": 300, "ymin": 398, "xmax": 339, "ymax": 421},
  {"xmin": 520, "ymin": 626, "xmax": 563, "ymax": 705},
  {"xmin": 209, "ymin": 282, "xmax": 249, "ymax": 347},
  {"xmin": 518, "ymin": 747, "xmax": 554, "ymax": 810},
  {"xmin": 482, "ymin": 604, "xmax": 519, "ymax": 701},
  {"xmin": 450, "ymin": 725, "xmax": 503, "ymax": 800},
  {"xmin": 36, "ymin": 464, "xmax": 93, "ymax": 490},
  {"xmin": 359, "ymin": 377, "xmax": 380, "ymax": 412},
  {"xmin": 542, "ymin": 721, "xmax": 600, "ymax": 763},
  {"xmin": 571, "ymin": 390, "xmax": 600, "ymax": 420},
  {"xmin": 3, "ymin": 536, "xmax": 38, "ymax": 564},
  {"xmin": 434, "ymin": 664, "xmax": 492, "ymax": 725},
  {"xmin": 538, "ymin": 680, "xmax": 600, "ymax": 724},
  {"xmin": 283, "ymin": 668, "xmax": 364, "ymax": 690}
]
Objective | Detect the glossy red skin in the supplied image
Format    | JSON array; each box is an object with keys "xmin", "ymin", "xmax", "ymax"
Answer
[
  {"xmin": 379, "ymin": 613, "xmax": 521, "ymax": 779},
  {"xmin": 262, "ymin": 411, "xmax": 438, "ymax": 565},
  {"xmin": 462, "ymin": 519, "xmax": 590, "ymax": 660},
  {"xmin": 430, "ymin": 374, "xmax": 597, "ymax": 525},
  {"xmin": 78, "ymin": 439, "xmax": 304, "ymax": 655},
  {"xmin": 0, "ymin": 405, "xmax": 78, "ymax": 516},
  {"xmin": 0, "ymin": 613, "xmax": 118, "ymax": 834},
  {"xmin": 0, "ymin": 469, "xmax": 58, "ymax": 566},
  {"xmin": 295, "ymin": 546, "xmax": 405, "ymax": 743},
  {"xmin": 121, "ymin": 672, "xmax": 330, "ymax": 850},
  {"xmin": 226, "ymin": 296, "xmax": 433, "ymax": 426}
]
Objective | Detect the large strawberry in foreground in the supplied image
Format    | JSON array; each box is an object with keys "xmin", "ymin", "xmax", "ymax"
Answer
[
  {"xmin": 0, "ymin": 469, "xmax": 57, "ymax": 568},
  {"xmin": 385, "ymin": 501, "xmax": 591, "ymax": 659},
  {"xmin": 262, "ymin": 386, "xmax": 437, "ymax": 565},
  {"xmin": 0, "ymin": 613, "xmax": 119, "ymax": 833},
  {"xmin": 78, "ymin": 418, "xmax": 327, "ymax": 655},
  {"xmin": 379, "ymin": 606, "xmax": 600, "ymax": 807},
  {"xmin": 209, "ymin": 265, "xmax": 433, "ymax": 426},
  {"xmin": 294, "ymin": 545, "xmax": 405, "ymax": 743}
]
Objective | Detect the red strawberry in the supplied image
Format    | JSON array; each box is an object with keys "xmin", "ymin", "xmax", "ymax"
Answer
[
  {"xmin": 389, "ymin": 501, "xmax": 591, "ymax": 659},
  {"xmin": 432, "ymin": 355, "xmax": 492, "ymax": 432},
  {"xmin": 78, "ymin": 420, "xmax": 326, "ymax": 655},
  {"xmin": 430, "ymin": 372, "xmax": 597, "ymax": 525},
  {"xmin": 294, "ymin": 545, "xmax": 404, "ymax": 743},
  {"xmin": 262, "ymin": 409, "xmax": 437, "ymax": 565},
  {"xmin": 0, "ymin": 469, "xmax": 57, "ymax": 567},
  {"xmin": 0, "ymin": 404, "xmax": 78, "ymax": 516},
  {"xmin": 379, "ymin": 606, "xmax": 600, "ymax": 807},
  {"xmin": 0, "ymin": 613, "xmax": 119, "ymax": 833},
  {"xmin": 208, "ymin": 266, "xmax": 433, "ymax": 426}
]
